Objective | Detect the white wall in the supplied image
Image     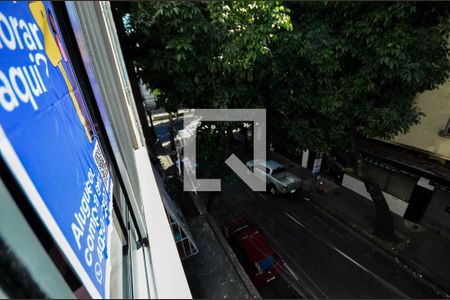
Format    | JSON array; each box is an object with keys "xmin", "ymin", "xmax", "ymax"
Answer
[
  {"xmin": 422, "ymin": 188, "xmax": 450, "ymax": 232},
  {"xmin": 67, "ymin": 2, "xmax": 192, "ymax": 298},
  {"xmin": 301, "ymin": 150, "xmax": 309, "ymax": 168},
  {"xmin": 135, "ymin": 148, "xmax": 192, "ymax": 298},
  {"xmin": 342, "ymin": 174, "xmax": 408, "ymax": 217}
]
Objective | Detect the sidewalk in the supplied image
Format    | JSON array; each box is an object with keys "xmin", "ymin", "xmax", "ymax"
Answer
[
  {"xmin": 153, "ymin": 135, "xmax": 260, "ymax": 299},
  {"xmin": 270, "ymin": 150, "xmax": 450, "ymax": 296},
  {"xmin": 181, "ymin": 214, "xmax": 260, "ymax": 299}
]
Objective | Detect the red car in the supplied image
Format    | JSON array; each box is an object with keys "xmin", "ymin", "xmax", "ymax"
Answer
[{"xmin": 223, "ymin": 217, "xmax": 283, "ymax": 286}]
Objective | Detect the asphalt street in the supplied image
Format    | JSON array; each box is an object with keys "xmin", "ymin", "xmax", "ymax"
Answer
[
  {"xmin": 208, "ymin": 178, "xmax": 443, "ymax": 299},
  {"xmin": 153, "ymin": 119, "xmax": 444, "ymax": 298}
]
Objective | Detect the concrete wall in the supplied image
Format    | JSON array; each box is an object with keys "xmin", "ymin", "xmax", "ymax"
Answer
[
  {"xmin": 392, "ymin": 81, "xmax": 450, "ymax": 160},
  {"xmin": 422, "ymin": 188, "xmax": 450, "ymax": 233},
  {"xmin": 342, "ymin": 174, "xmax": 409, "ymax": 217}
]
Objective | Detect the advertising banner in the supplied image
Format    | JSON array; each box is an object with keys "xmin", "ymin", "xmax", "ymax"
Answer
[{"xmin": 0, "ymin": 1, "xmax": 113, "ymax": 298}]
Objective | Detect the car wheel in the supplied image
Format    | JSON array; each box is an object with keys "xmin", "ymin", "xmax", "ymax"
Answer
[{"xmin": 268, "ymin": 185, "xmax": 277, "ymax": 196}]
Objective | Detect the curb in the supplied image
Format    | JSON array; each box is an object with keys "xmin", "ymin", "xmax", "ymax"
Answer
[
  {"xmin": 271, "ymin": 150, "xmax": 450, "ymax": 297},
  {"xmin": 310, "ymin": 198, "xmax": 450, "ymax": 298},
  {"xmin": 205, "ymin": 213, "xmax": 262, "ymax": 299}
]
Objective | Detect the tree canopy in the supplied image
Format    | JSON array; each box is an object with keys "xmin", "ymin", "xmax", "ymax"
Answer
[
  {"xmin": 274, "ymin": 2, "xmax": 450, "ymax": 155},
  {"xmin": 114, "ymin": 1, "xmax": 450, "ymax": 240},
  {"xmin": 118, "ymin": 1, "xmax": 291, "ymax": 113},
  {"xmin": 115, "ymin": 1, "xmax": 450, "ymax": 157}
]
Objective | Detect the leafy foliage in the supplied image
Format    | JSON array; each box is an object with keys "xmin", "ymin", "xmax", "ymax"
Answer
[
  {"xmin": 114, "ymin": 1, "xmax": 450, "ymax": 157},
  {"xmin": 113, "ymin": 1, "xmax": 450, "ymax": 240},
  {"xmin": 270, "ymin": 2, "xmax": 450, "ymax": 155},
  {"xmin": 118, "ymin": 1, "xmax": 292, "ymax": 114}
]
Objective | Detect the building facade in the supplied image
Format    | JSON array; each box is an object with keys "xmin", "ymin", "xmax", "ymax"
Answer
[
  {"xmin": 0, "ymin": 2, "xmax": 191, "ymax": 298},
  {"xmin": 392, "ymin": 82, "xmax": 450, "ymax": 162},
  {"xmin": 388, "ymin": 78, "xmax": 450, "ymax": 234},
  {"xmin": 341, "ymin": 77, "xmax": 450, "ymax": 237}
]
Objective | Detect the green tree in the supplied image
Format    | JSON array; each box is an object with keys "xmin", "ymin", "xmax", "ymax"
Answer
[
  {"xmin": 272, "ymin": 2, "xmax": 450, "ymax": 240},
  {"xmin": 113, "ymin": 1, "xmax": 450, "ymax": 241},
  {"xmin": 114, "ymin": 0, "xmax": 292, "ymax": 172},
  {"xmin": 118, "ymin": 1, "xmax": 291, "ymax": 110}
]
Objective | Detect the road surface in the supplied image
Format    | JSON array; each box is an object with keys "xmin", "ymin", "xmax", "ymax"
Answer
[{"xmin": 208, "ymin": 179, "xmax": 443, "ymax": 299}]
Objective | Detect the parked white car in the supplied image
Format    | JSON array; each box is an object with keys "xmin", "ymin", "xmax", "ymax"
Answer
[{"xmin": 246, "ymin": 160, "xmax": 303, "ymax": 195}]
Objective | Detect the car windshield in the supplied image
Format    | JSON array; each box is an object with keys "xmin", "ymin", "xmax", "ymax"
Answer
[
  {"xmin": 272, "ymin": 167, "xmax": 286, "ymax": 175},
  {"xmin": 258, "ymin": 256, "xmax": 274, "ymax": 270}
]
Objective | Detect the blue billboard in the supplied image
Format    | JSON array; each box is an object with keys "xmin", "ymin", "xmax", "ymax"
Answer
[{"xmin": 0, "ymin": 1, "xmax": 112, "ymax": 298}]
